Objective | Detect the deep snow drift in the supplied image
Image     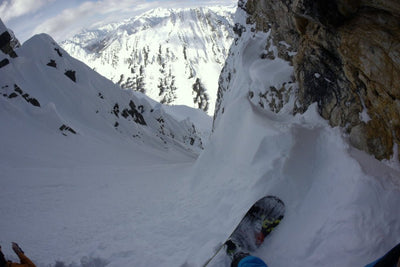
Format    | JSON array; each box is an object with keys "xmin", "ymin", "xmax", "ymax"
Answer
[
  {"xmin": 1, "ymin": 4, "xmax": 400, "ymax": 267},
  {"xmin": 190, "ymin": 5, "xmax": 400, "ymax": 267}
]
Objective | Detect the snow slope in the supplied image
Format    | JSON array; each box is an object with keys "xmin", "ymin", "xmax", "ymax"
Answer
[
  {"xmin": 0, "ymin": 32, "xmax": 211, "ymax": 154},
  {"xmin": 61, "ymin": 6, "xmax": 235, "ymax": 115},
  {"xmin": 1, "ymin": 4, "xmax": 400, "ymax": 267},
  {"xmin": 189, "ymin": 5, "xmax": 400, "ymax": 267},
  {"xmin": 0, "ymin": 26, "xmax": 212, "ymax": 266}
]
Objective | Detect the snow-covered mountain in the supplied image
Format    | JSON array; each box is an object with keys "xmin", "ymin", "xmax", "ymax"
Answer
[
  {"xmin": 0, "ymin": 18, "xmax": 214, "ymax": 266},
  {"xmin": 0, "ymin": 21, "xmax": 211, "ymax": 158},
  {"xmin": 61, "ymin": 6, "xmax": 235, "ymax": 115},
  {"xmin": 1, "ymin": 2, "xmax": 400, "ymax": 267}
]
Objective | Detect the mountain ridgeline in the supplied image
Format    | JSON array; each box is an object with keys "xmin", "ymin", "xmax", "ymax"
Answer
[
  {"xmin": 0, "ymin": 18, "xmax": 210, "ymax": 157},
  {"xmin": 62, "ymin": 6, "xmax": 235, "ymax": 115}
]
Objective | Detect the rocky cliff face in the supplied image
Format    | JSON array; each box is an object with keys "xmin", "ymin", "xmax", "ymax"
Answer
[
  {"xmin": 0, "ymin": 18, "xmax": 20, "ymax": 59},
  {"xmin": 233, "ymin": 0, "xmax": 400, "ymax": 161}
]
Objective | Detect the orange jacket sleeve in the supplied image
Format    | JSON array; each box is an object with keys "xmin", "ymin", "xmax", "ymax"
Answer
[{"xmin": 7, "ymin": 252, "xmax": 36, "ymax": 267}]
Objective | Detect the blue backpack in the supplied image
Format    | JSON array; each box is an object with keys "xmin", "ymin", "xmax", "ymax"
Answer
[
  {"xmin": 365, "ymin": 243, "xmax": 400, "ymax": 267},
  {"xmin": 238, "ymin": 256, "xmax": 268, "ymax": 267}
]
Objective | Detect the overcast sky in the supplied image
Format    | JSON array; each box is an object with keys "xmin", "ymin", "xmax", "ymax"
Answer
[{"xmin": 0, "ymin": 0, "xmax": 236, "ymax": 43}]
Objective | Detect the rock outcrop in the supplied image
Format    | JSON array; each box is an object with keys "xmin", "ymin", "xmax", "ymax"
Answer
[
  {"xmin": 240, "ymin": 0, "xmax": 400, "ymax": 161},
  {"xmin": 0, "ymin": 18, "xmax": 20, "ymax": 58}
]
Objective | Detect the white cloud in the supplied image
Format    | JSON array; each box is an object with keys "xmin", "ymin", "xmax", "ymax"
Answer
[
  {"xmin": 0, "ymin": 0, "xmax": 54, "ymax": 21},
  {"xmin": 30, "ymin": 0, "xmax": 237, "ymax": 42},
  {"xmin": 32, "ymin": 0, "xmax": 154, "ymax": 41}
]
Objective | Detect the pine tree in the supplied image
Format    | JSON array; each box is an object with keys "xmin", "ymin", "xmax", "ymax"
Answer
[{"xmin": 192, "ymin": 78, "xmax": 209, "ymax": 112}]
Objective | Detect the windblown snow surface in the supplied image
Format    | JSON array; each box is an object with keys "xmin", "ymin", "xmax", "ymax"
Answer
[{"xmin": 1, "ymin": 6, "xmax": 400, "ymax": 267}]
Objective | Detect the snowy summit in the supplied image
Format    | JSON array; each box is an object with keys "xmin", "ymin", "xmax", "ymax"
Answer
[{"xmin": 62, "ymin": 6, "xmax": 235, "ymax": 115}]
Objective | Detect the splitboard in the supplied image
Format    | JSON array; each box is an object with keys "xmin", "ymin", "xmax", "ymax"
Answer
[{"xmin": 203, "ymin": 196, "xmax": 285, "ymax": 267}]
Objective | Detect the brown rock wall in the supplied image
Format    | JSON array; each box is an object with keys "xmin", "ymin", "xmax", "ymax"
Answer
[{"xmin": 243, "ymin": 0, "xmax": 400, "ymax": 160}]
